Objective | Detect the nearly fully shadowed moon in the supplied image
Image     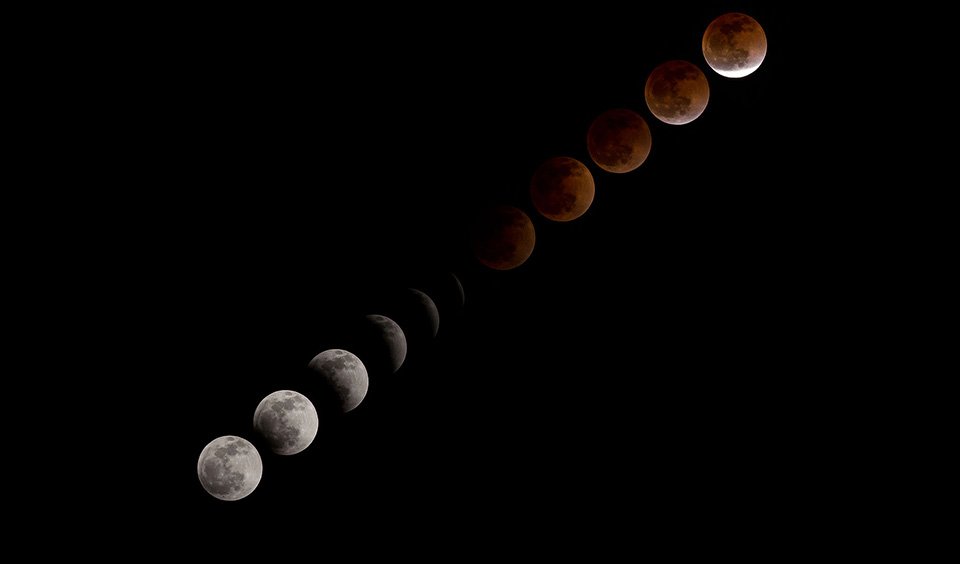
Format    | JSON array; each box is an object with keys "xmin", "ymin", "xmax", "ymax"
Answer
[
  {"xmin": 449, "ymin": 272, "xmax": 465, "ymax": 308},
  {"xmin": 471, "ymin": 205, "xmax": 536, "ymax": 270},
  {"xmin": 253, "ymin": 390, "xmax": 319, "ymax": 455},
  {"xmin": 530, "ymin": 157, "xmax": 595, "ymax": 221},
  {"xmin": 307, "ymin": 349, "xmax": 369, "ymax": 413},
  {"xmin": 587, "ymin": 108, "xmax": 652, "ymax": 173},
  {"xmin": 645, "ymin": 60, "xmax": 710, "ymax": 125},
  {"xmin": 197, "ymin": 435, "xmax": 263, "ymax": 501},
  {"xmin": 702, "ymin": 13, "xmax": 767, "ymax": 78},
  {"xmin": 407, "ymin": 289, "xmax": 439, "ymax": 339}
]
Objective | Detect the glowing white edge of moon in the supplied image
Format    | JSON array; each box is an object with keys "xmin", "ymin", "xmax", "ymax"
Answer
[{"xmin": 710, "ymin": 60, "xmax": 764, "ymax": 78}]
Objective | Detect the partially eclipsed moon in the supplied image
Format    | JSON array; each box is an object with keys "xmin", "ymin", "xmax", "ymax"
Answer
[
  {"xmin": 587, "ymin": 108, "xmax": 652, "ymax": 173},
  {"xmin": 530, "ymin": 157, "xmax": 595, "ymax": 221},
  {"xmin": 363, "ymin": 314, "xmax": 407, "ymax": 374},
  {"xmin": 645, "ymin": 60, "xmax": 710, "ymax": 125},
  {"xmin": 471, "ymin": 205, "xmax": 536, "ymax": 270},
  {"xmin": 702, "ymin": 13, "xmax": 767, "ymax": 78},
  {"xmin": 407, "ymin": 288, "xmax": 440, "ymax": 339},
  {"xmin": 253, "ymin": 390, "xmax": 319, "ymax": 455},
  {"xmin": 307, "ymin": 349, "xmax": 369, "ymax": 413},
  {"xmin": 197, "ymin": 435, "xmax": 263, "ymax": 501}
]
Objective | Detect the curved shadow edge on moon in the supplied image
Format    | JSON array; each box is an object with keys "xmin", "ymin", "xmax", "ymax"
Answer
[
  {"xmin": 363, "ymin": 314, "xmax": 408, "ymax": 373},
  {"xmin": 307, "ymin": 349, "xmax": 370, "ymax": 413},
  {"xmin": 408, "ymin": 288, "xmax": 440, "ymax": 339}
]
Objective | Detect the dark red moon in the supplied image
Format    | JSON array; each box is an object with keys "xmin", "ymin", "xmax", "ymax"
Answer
[
  {"xmin": 586, "ymin": 109, "xmax": 653, "ymax": 173},
  {"xmin": 645, "ymin": 60, "xmax": 710, "ymax": 125},
  {"xmin": 471, "ymin": 205, "xmax": 536, "ymax": 270},
  {"xmin": 530, "ymin": 157, "xmax": 595, "ymax": 221}
]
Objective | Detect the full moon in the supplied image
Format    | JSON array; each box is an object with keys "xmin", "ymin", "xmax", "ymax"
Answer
[
  {"xmin": 702, "ymin": 13, "xmax": 767, "ymax": 78},
  {"xmin": 197, "ymin": 435, "xmax": 263, "ymax": 501},
  {"xmin": 645, "ymin": 60, "xmax": 710, "ymax": 125},
  {"xmin": 307, "ymin": 349, "xmax": 369, "ymax": 413},
  {"xmin": 586, "ymin": 108, "xmax": 652, "ymax": 173},
  {"xmin": 253, "ymin": 390, "xmax": 319, "ymax": 455},
  {"xmin": 471, "ymin": 205, "xmax": 536, "ymax": 270},
  {"xmin": 530, "ymin": 157, "xmax": 595, "ymax": 221}
]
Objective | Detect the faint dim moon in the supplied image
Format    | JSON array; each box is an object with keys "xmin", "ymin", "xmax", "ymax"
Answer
[
  {"xmin": 586, "ymin": 109, "xmax": 652, "ymax": 173},
  {"xmin": 645, "ymin": 60, "xmax": 710, "ymax": 125},
  {"xmin": 530, "ymin": 157, "xmax": 595, "ymax": 221},
  {"xmin": 702, "ymin": 13, "xmax": 767, "ymax": 78},
  {"xmin": 362, "ymin": 314, "xmax": 407, "ymax": 374},
  {"xmin": 449, "ymin": 272, "xmax": 465, "ymax": 308},
  {"xmin": 307, "ymin": 349, "xmax": 369, "ymax": 413},
  {"xmin": 197, "ymin": 435, "xmax": 262, "ymax": 501},
  {"xmin": 407, "ymin": 289, "xmax": 439, "ymax": 339},
  {"xmin": 253, "ymin": 390, "xmax": 319, "ymax": 455},
  {"xmin": 471, "ymin": 205, "xmax": 536, "ymax": 270}
]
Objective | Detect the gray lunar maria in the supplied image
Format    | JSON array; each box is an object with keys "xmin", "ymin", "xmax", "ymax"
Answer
[
  {"xmin": 197, "ymin": 435, "xmax": 263, "ymax": 501},
  {"xmin": 253, "ymin": 390, "xmax": 319, "ymax": 455},
  {"xmin": 308, "ymin": 349, "xmax": 369, "ymax": 412}
]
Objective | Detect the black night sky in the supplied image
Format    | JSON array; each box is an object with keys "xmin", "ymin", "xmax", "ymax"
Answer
[{"xmin": 94, "ymin": 1, "xmax": 850, "ymax": 541}]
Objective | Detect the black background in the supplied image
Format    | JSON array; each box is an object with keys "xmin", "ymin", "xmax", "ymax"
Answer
[{"xmin": 84, "ymin": 1, "xmax": 855, "ymax": 542}]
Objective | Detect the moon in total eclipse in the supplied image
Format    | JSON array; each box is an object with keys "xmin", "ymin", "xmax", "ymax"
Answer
[
  {"xmin": 530, "ymin": 157, "xmax": 595, "ymax": 221},
  {"xmin": 586, "ymin": 108, "xmax": 652, "ymax": 173},
  {"xmin": 253, "ymin": 390, "xmax": 319, "ymax": 455},
  {"xmin": 197, "ymin": 435, "xmax": 263, "ymax": 501},
  {"xmin": 645, "ymin": 60, "xmax": 710, "ymax": 125},
  {"xmin": 471, "ymin": 205, "xmax": 536, "ymax": 270},
  {"xmin": 702, "ymin": 13, "xmax": 767, "ymax": 78},
  {"xmin": 307, "ymin": 349, "xmax": 369, "ymax": 413}
]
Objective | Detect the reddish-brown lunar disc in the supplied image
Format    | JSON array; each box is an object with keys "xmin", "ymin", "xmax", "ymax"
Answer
[
  {"xmin": 471, "ymin": 205, "xmax": 536, "ymax": 270},
  {"xmin": 644, "ymin": 60, "xmax": 710, "ymax": 125},
  {"xmin": 586, "ymin": 109, "xmax": 652, "ymax": 173},
  {"xmin": 530, "ymin": 157, "xmax": 595, "ymax": 221},
  {"xmin": 702, "ymin": 13, "xmax": 767, "ymax": 78}
]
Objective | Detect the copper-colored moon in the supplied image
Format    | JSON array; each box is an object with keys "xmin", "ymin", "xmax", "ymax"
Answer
[
  {"xmin": 530, "ymin": 157, "xmax": 595, "ymax": 222},
  {"xmin": 586, "ymin": 109, "xmax": 652, "ymax": 173},
  {"xmin": 702, "ymin": 13, "xmax": 767, "ymax": 78},
  {"xmin": 471, "ymin": 205, "xmax": 536, "ymax": 270},
  {"xmin": 644, "ymin": 60, "xmax": 710, "ymax": 125}
]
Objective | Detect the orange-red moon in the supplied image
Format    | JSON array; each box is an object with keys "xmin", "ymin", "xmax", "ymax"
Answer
[
  {"xmin": 471, "ymin": 205, "xmax": 536, "ymax": 270},
  {"xmin": 645, "ymin": 60, "xmax": 710, "ymax": 125},
  {"xmin": 530, "ymin": 157, "xmax": 595, "ymax": 221},
  {"xmin": 702, "ymin": 13, "xmax": 767, "ymax": 78},
  {"xmin": 587, "ymin": 109, "xmax": 652, "ymax": 173}
]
